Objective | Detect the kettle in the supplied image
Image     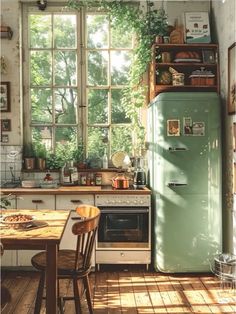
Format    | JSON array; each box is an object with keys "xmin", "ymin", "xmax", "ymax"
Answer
[
  {"xmin": 112, "ymin": 173, "xmax": 130, "ymax": 189},
  {"xmin": 133, "ymin": 157, "xmax": 146, "ymax": 189}
]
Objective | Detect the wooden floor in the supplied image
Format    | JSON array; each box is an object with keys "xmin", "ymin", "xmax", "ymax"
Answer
[{"xmin": 1, "ymin": 266, "xmax": 236, "ymax": 314}]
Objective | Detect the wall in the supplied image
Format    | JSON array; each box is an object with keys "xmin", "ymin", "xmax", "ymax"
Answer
[
  {"xmin": 1, "ymin": 1, "xmax": 22, "ymax": 183},
  {"xmin": 211, "ymin": 0, "xmax": 236, "ymax": 253}
]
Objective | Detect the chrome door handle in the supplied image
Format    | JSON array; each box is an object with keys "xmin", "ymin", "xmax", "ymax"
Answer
[
  {"xmin": 168, "ymin": 183, "xmax": 187, "ymax": 187},
  {"xmin": 169, "ymin": 147, "xmax": 188, "ymax": 152}
]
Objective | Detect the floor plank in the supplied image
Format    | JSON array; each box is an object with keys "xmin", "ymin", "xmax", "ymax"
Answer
[{"xmin": 1, "ymin": 268, "xmax": 236, "ymax": 314}]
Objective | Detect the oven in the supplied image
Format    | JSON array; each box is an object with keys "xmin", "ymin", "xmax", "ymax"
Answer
[{"xmin": 95, "ymin": 194, "xmax": 151, "ymax": 270}]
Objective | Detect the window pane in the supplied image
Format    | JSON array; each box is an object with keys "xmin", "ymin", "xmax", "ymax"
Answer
[
  {"xmin": 87, "ymin": 51, "xmax": 108, "ymax": 85},
  {"xmin": 54, "ymin": 88, "xmax": 77, "ymax": 124},
  {"xmin": 55, "ymin": 127, "xmax": 77, "ymax": 144},
  {"xmin": 88, "ymin": 89, "xmax": 108, "ymax": 124},
  {"xmin": 32, "ymin": 126, "xmax": 52, "ymax": 151},
  {"xmin": 87, "ymin": 127, "xmax": 107, "ymax": 158},
  {"xmin": 30, "ymin": 51, "xmax": 52, "ymax": 85},
  {"xmin": 111, "ymin": 126, "xmax": 132, "ymax": 154},
  {"xmin": 111, "ymin": 27, "xmax": 133, "ymax": 48},
  {"xmin": 54, "ymin": 51, "xmax": 77, "ymax": 86},
  {"xmin": 111, "ymin": 89, "xmax": 131, "ymax": 123},
  {"xmin": 29, "ymin": 15, "xmax": 51, "ymax": 48},
  {"xmin": 54, "ymin": 15, "xmax": 76, "ymax": 48},
  {"xmin": 111, "ymin": 51, "xmax": 131, "ymax": 85},
  {"xmin": 87, "ymin": 15, "xmax": 108, "ymax": 48},
  {"xmin": 31, "ymin": 88, "xmax": 52, "ymax": 123}
]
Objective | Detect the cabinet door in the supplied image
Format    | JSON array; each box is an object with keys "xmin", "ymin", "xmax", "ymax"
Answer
[
  {"xmin": 17, "ymin": 194, "xmax": 55, "ymax": 209},
  {"xmin": 1, "ymin": 250, "xmax": 17, "ymax": 267},
  {"xmin": 17, "ymin": 250, "xmax": 41, "ymax": 267},
  {"xmin": 16, "ymin": 194, "xmax": 55, "ymax": 266},
  {"xmin": 56, "ymin": 194, "xmax": 94, "ymax": 210}
]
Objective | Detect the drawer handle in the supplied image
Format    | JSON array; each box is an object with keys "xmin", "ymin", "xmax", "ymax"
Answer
[
  {"xmin": 70, "ymin": 200, "xmax": 82, "ymax": 204},
  {"xmin": 32, "ymin": 200, "xmax": 43, "ymax": 203}
]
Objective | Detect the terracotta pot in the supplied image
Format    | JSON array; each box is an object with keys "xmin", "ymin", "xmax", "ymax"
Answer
[
  {"xmin": 37, "ymin": 158, "xmax": 46, "ymax": 170},
  {"xmin": 24, "ymin": 157, "xmax": 35, "ymax": 170},
  {"xmin": 112, "ymin": 173, "xmax": 130, "ymax": 189}
]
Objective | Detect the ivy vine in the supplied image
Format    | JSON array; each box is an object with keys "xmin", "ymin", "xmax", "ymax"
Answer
[{"xmin": 67, "ymin": 0, "xmax": 168, "ymax": 154}]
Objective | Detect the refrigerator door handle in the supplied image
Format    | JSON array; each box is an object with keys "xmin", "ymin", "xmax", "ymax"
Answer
[
  {"xmin": 168, "ymin": 182, "xmax": 188, "ymax": 187},
  {"xmin": 168, "ymin": 147, "xmax": 188, "ymax": 152}
]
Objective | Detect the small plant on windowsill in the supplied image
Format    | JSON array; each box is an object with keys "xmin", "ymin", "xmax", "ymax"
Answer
[
  {"xmin": 67, "ymin": 0, "xmax": 168, "ymax": 154},
  {"xmin": 23, "ymin": 143, "xmax": 36, "ymax": 170}
]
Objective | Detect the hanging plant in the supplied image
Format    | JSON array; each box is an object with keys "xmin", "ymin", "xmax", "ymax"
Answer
[{"xmin": 68, "ymin": 0, "xmax": 168, "ymax": 153}]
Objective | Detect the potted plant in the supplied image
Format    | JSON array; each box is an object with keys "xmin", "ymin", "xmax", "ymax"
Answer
[
  {"xmin": 34, "ymin": 143, "xmax": 47, "ymax": 170},
  {"xmin": 23, "ymin": 143, "xmax": 36, "ymax": 170}
]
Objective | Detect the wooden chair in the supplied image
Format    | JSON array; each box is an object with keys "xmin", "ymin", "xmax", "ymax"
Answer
[{"xmin": 31, "ymin": 205, "xmax": 100, "ymax": 314}]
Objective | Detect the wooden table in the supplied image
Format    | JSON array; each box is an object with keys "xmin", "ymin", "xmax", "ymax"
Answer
[{"xmin": 0, "ymin": 209, "xmax": 70, "ymax": 314}]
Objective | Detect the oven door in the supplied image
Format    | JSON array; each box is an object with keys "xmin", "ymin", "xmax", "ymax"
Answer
[{"xmin": 97, "ymin": 207, "xmax": 149, "ymax": 249}]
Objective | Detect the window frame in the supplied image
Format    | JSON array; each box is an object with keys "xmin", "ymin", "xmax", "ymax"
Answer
[{"xmin": 22, "ymin": 4, "xmax": 134, "ymax": 159}]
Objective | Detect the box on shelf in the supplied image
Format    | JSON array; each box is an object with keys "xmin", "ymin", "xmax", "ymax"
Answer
[{"xmin": 189, "ymin": 67, "xmax": 215, "ymax": 86}]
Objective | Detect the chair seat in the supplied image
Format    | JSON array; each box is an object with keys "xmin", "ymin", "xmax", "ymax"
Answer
[{"xmin": 31, "ymin": 250, "xmax": 84, "ymax": 274}]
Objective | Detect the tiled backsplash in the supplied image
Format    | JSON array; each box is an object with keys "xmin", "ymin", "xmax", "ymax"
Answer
[{"xmin": 0, "ymin": 145, "xmax": 22, "ymax": 183}]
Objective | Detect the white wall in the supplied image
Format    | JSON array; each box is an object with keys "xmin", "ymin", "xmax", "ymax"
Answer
[
  {"xmin": 1, "ymin": 0, "xmax": 22, "ymax": 145},
  {"xmin": 211, "ymin": 0, "xmax": 236, "ymax": 254}
]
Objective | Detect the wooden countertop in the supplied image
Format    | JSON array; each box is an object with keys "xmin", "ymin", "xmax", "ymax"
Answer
[{"xmin": 0, "ymin": 185, "xmax": 151, "ymax": 195}]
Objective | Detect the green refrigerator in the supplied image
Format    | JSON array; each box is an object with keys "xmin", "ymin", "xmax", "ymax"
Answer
[{"xmin": 147, "ymin": 92, "xmax": 222, "ymax": 272}]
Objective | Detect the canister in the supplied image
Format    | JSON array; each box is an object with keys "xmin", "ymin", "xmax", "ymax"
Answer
[
  {"xmin": 95, "ymin": 173, "xmax": 102, "ymax": 186},
  {"xmin": 172, "ymin": 73, "xmax": 184, "ymax": 86}
]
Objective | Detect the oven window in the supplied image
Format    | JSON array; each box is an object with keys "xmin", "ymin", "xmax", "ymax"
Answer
[{"xmin": 98, "ymin": 211, "xmax": 148, "ymax": 242}]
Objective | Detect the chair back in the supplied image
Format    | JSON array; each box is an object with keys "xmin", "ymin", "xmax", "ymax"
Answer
[{"xmin": 72, "ymin": 205, "xmax": 100, "ymax": 272}]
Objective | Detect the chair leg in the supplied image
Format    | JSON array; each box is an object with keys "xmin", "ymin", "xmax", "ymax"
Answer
[
  {"xmin": 83, "ymin": 275, "xmax": 93, "ymax": 314},
  {"xmin": 34, "ymin": 272, "xmax": 45, "ymax": 314},
  {"xmin": 73, "ymin": 277, "xmax": 82, "ymax": 314},
  {"xmin": 57, "ymin": 278, "xmax": 65, "ymax": 314}
]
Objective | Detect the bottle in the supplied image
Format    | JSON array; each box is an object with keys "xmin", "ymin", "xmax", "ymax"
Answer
[
  {"xmin": 61, "ymin": 162, "xmax": 70, "ymax": 185},
  {"xmin": 102, "ymin": 148, "xmax": 108, "ymax": 169},
  {"xmin": 69, "ymin": 160, "xmax": 78, "ymax": 185}
]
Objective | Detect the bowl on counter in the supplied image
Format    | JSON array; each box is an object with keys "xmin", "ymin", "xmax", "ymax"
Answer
[
  {"xmin": 21, "ymin": 180, "xmax": 39, "ymax": 188},
  {"xmin": 40, "ymin": 181, "xmax": 58, "ymax": 189}
]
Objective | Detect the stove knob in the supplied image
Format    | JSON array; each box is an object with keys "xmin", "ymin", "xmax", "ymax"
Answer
[{"xmin": 126, "ymin": 200, "xmax": 130, "ymax": 204}]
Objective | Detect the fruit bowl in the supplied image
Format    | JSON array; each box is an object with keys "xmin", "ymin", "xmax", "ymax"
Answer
[{"xmin": 2, "ymin": 214, "xmax": 34, "ymax": 229}]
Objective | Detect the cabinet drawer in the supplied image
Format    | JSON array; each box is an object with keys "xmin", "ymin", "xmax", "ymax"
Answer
[
  {"xmin": 96, "ymin": 250, "xmax": 151, "ymax": 264},
  {"xmin": 56, "ymin": 194, "xmax": 94, "ymax": 209},
  {"xmin": 17, "ymin": 195, "xmax": 55, "ymax": 209}
]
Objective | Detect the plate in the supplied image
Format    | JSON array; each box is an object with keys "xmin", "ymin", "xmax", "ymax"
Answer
[
  {"xmin": 111, "ymin": 151, "xmax": 131, "ymax": 168},
  {"xmin": 2, "ymin": 214, "xmax": 35, "ymax": 229}
]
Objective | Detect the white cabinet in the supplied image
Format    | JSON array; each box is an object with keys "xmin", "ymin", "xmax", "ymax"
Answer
[
  {"xmin": 55, "ymin": 194, "xmax": 94, "ymax": 210},
  {"xmin": 17, "ymin": 194, "xmax": 55, "ymax": 209},
  {"xmin": 16, "ymin": 194, "xmax": 55, "ymax": 266},
  {"xmin": 1, "ymin": 250, "xmax": 17, "ymax": 267}
]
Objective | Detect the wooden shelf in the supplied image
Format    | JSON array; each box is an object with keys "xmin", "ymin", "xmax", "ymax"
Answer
[{"xmin": 149, "ymin": 43, "xmax": 219, "ymax": 100}]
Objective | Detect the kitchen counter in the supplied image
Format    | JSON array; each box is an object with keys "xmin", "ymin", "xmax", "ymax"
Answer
[{"xmin": 0, "ymin": 185, "xmax": 151, "ymax": 195}]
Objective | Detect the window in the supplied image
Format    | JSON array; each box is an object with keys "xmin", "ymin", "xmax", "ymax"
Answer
[{"xmin": 23, "ymin": 5, "xmax": 134, "ymax": 162}]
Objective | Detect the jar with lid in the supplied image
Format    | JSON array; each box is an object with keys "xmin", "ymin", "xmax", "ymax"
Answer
[{"xmin": 95, "ymin": 173, "xmax": 102, "ymax": 186}]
